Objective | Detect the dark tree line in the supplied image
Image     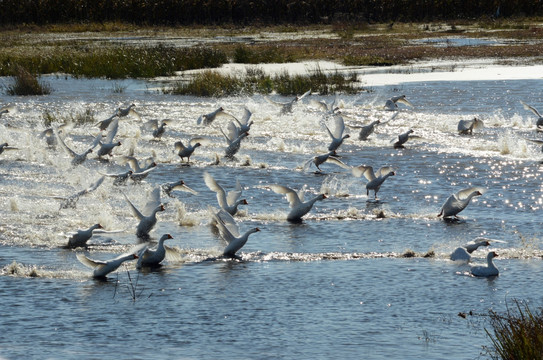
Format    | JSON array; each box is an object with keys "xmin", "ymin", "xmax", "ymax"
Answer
[{"xmin": 0, "ymin": 0, "xmax": 541, "ymax": 26}]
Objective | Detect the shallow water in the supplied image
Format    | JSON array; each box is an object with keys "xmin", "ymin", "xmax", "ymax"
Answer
[{"xmin": 0, "ymin": 62, "xmax": 542, "ymax": 359}]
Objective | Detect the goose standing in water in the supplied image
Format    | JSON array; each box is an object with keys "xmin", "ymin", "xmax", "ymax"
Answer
[
  {"xmin": 470, "ymin": 251, "xmax": 499, "ymax": 277},
  {"xmin": 123, "ymin": 189, "xmax": 165, "ymax": 240},
  {"xmin": 267, "ymin": 184, "xmax": 327, "ymax": 222},
  {"xmin": 438, "ymin": 187, "xmax": 484, "ymax": 220},
  {"xmin": 520, "ymin": 100, "xmax": 543, "ymax": 129},
  {"xmin": 77, "ymin": 252, "xmax": 138, "ymax": 279},
  {"xmin": 174, "ymin": 138, "xmax": 204, "ymax": 163},
  {"xmin": 384, "ymin": 95, "xmax": 413, "ymax": 111},
  {"xmin": 450, "ymin": 238, "xmax": 491, "ymax": 262},
  {"xmin": 325, "ymin": 115, "xmax": 350, "ymax": 152},
  {"xmin": 65, "ymin": 224, "xmax": 103, "ymax": 248},
  {"xmin": 352, "ymin": 165, "xmax": 395, "ymax": 200},
  {"xmin": 458, "ymin": 118, "xmax": 484, "ymax": 135},
  {"xmin": 209, "ymin": 207, "xmax": 260, "ymax": 259},
  {"xmin": 136, "ymin": 233, "xmax": 174, "ymax": 269},
  {"xmin": 204, "ymin": 172, "xmax": 247, "ymax": 216}
]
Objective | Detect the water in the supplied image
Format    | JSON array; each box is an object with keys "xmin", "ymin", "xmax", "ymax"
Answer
[{"xmin": 1, "ymin": 62, "xmax": 543, "ymax": 359}]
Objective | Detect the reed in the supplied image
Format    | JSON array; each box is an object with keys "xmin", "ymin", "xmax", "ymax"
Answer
[
  {"xmin": 485, "ymin": 300, "xmax": 543, "ymax": 360},
  {"xmin": 168, "ymin": 67, "xmax": 359, "ymax": 97},
  {"xmin": 5, "ymin": 66, "xmax": 51, "ymax": 96}
]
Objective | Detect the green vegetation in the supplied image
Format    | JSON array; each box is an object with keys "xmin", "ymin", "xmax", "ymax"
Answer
[
  {"xmin": 485, "ymin": 300, "xmax": 543, "ymax": 360},
  {"xmin": 5, "ymin": 66, "xmax": 51, "ymax": 96},
  {"xmin": 42, "ymin": 108, "xmax": 95, "ymax": 127},
  {"xmin": 168, "ymin": 67, "xmax": 359, "ymax": 97}
]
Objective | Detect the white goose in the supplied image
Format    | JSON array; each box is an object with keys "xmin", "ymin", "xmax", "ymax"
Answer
[
  {"xmin": 232, "ymin": 107, "xmax": 253, "ymax": 136},
  {"xmin": 324, "ymin": 115, "xmax": 350, "ymax": 152},
  {"xmin": 268, "ymin": 184, "xmax": 327, "ymax": 222},
  {"xmin": 209, "ymin": 207, "xmax": 260, "ymax": 259},
  {"xmin": 393, "ymin": 129, "xmax": 414, "ymax": 149},
  {"xmin": 203, "ymin": 172, "xmax": 247, "ymax": 215},
  {"xmin": 136, "ymin": 233, "xmax": 174, "ymax": 269},
  {"xmin": 54, "ymin": 176, "xmax": 105, "ymax": 210},
  {"xmin": 222, "ymin": 128, "xmax": 249, "ymax": 159},
  {"xmin": 116, "ymin": 103, "xmax": 140, "ymax": 119},
  {"xmin": 161, "ymin": 179, "xmax": 198, "ymax": 197},
  {"xmin": 438, "ymin": 187, "xmax": 484, "ymax": 219},
  {"xmin": 96, "ymin": 117, "xmax": 121, "ymax": 158},
  {"xmin": 384, "ymin": 95, "xmax": 413, "ymax": 111},
  {"xmin": 265, "ymin": 89, "xmax": 311, "ymax": 114},
  {"xmin": 352, "ymin": 165, "xmax": 395, "ymax": 200},
  {"xmin": 123, "ymin": 189, "xmax": 165, "ymax": 239},
  {"xmin": 55, "ymin": 129, "xmax": 101, "ymax": 166},
  {"xmin": 470, "ymin": 251, "xmax": 499, "ymax": 277},
  {"xmin": 197, "ymin": 107, "xmax": 234, "ymax": 126},
  {"xmin": 520, "ymin": 100, "xmax": 543, "ymax": 128},
  {"xmin": 450, "ymin": 238, "xmax": 491, "ymax": 262},
  {"xmin": 65, "ymin": 223, "xmax": 103, "ymax": 248},
  {"xmin": 174, "ymin": 138, "xmax": 204, "ymax": 163},
  {"xmin": 77, "ymin": 252, "xmax": 138, "ymax": 279},
  {"xmin": 458, "ymin": 118, "xmax": 484, "ymax": 135},
  {"xmin": 0, "ymin": 142, "xmax": 18, "ymax": 155},
  {"xmin": 95, "ymin": 113, "xmax": 119, "ymax": 131}
]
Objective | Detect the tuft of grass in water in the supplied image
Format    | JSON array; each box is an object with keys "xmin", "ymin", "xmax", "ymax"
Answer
[
  {"xmin": 233, "ymin": 45, "xmax": 295, "ymax": 64},
  {"xmin": 5, "ymin": 66, "xmax": 51, "ymax": 95},
  {"xmin": 485, "ymin": 299, "xmax": 543, "ymax": 360},
  {"xmin": 169, "ymin": 67, "xmax": 359, "ymax": 97},
  {"xmin": 42, "ymin": 108, "xmax": 95, "ymax": 127},
  {"xmin": 343, "ymin": 55, "xmax": 396, "ymax": 67}
]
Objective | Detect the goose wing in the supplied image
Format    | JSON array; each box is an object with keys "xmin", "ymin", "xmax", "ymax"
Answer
[
  {"xmin": 204, "ymin": 172, "xmax": 228, "ymax": 208},
  {"xmin": 122, "ymin": 192, "xmax": 144, "ymax": 221},
  {"xmin": 226, "ymin": 180, "xmax": 242, "ymax": 206},
  {"xmin": 375, "ymin": 166, "xmax": 395, "ymax": 178},
  {"xmin": 76, "ymin": 253, "xmax": 106, "ymax": 269},
  {"xmin": 268, "ymin": 184, "xmax": 302, "ymax": 208},
  {"xmin": 352, "ymin": 165, "xmax": 376, "ymax": 181},
  {"xmin": 143, "ymin": 187, "xmax": 162, "ymax": 216},
  {"xmin": 520, "ymin": 100, "xmax": 542, "ymax": 117}
]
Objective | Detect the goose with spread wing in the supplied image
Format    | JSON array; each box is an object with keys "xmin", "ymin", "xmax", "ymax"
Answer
[
  {"xmin": 265, "ymin": 89, "xmax": 311, "ymax": 114},
  {"xmin": 174, "ymin": 137, "xmax": 205, "ymax": 163},
  {"xmin": 54, "ymin": 176, "xmax": 105, "ymax": 210},
  {"xmin": 325, "ymin": 115, "xmax": 350, "ymax": 152},
  {"xmin": 352, "ymin": 165, "xmax": 395, "ymax": 200},
  {"xmin": 384, "ymin": 95, "xmax": 413, "ymax": 111},
  {"xmin": 77, "ymin": 252, "xmax": 138, "ymax": 279},
  {"xmin": 123, "ymin": 188, "xmax": 165, "ymax": 240},
  {"xmin": 458, "ymin": 117, "xmax": 484, "ymax": 135},
  {"xmin": 197, "ymin": 107, "xmax": 234, "ymax": 126},
  {"xmin": 450, "ymin": 238, "xmax": 492, "ymax": 262},
  {"xmin": 520, "ymin": 100, "xmax": 543, "ymax": 128},
  {"xmin": 136, "ymin": 233, "xmax": 174, "ymax": 269},
  {"xmin": 204, "ymin": 172, "xmax": 247, "ymax": 215},
  {"xmin": 438, "ymin": 186, "xmax": 484, "ymax": 219},
  {"xmin": 55, "ymin": 129, "xmax": 101, "ymax": 166},
  {"xmin": 65, "ymin": 224, "xmax": 103, "ymax": 248},
  {"xmin": 209, "ymin": 207, "xmax": 260, "ymax": 259},
  {"xmin": 268, "ymin": 184, "xmax": 326, "ymax": 222}
]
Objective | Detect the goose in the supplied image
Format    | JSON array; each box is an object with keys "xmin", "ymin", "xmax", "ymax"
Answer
[
  {"xmin": 95, "ymin": 113, "xmax": 119, "ymax": 131},
  {"xmin": 520, "ymin": 100, "xmax": 543, "ymax": 128},
  {"xmin": 303, "ymin": 151, "xmax": 349, "ymax": 172},
  {"xmin": 222, "ymin": 128, "xmax": 249, "ymax": 159},
  {"xmin": 470, "ymin": 251, "xmax": 499, "ymax": 277},
  {"xmin": 54, "ymin": 176, "xmax": 105, "ymax": 210},
  {"xmin": 324, "ymin": 115, "xmax": 350, "ymax": 152},
  {"xmin": 77, "ymin": 252, "xmax": 138, "ymax": 279},
  {"xmin": 0, "ymin": 104, "xmax": 16, "ymax": 118},
  {"xmin": 161, "ymin": 179, "xmax": 198, "ymax": 197},
  {"xmin": 310, "ymin": 98, "xmax": 340, "ymax": 115},
  {"xmin": 231, "ymin": 107, "xmax": 253, "ymax": 136},
  {"xmin": 352, "ymin": 165, "xmax": 395, "ymax": 200},
  {"xmin": 265, "ymin": 89, "xmax": 311, "ymax": 114},
  {"xmin": 450, "ymin": 238, "xmax": 491, "ymax": 261},
  {"xmin": 393, "ymin": 129, "xmax": 414, "ymax": 149},
  {"xmin": 174, "ymin": 138, "xmax": 204, "ymax": 163},
  {"xmin": 0, "ymin": 142, "xmax": 18, "ymax": 155},
  {"xmin": 136, "ymin": 233, "xmax": 174, "ymax": 269},
  {"xmin": 119, "ymin": 155, "xmax": 155, "ymax": 173},
  {"xmin": 209, "ymin": 207, "xmax": 260, "ymax": 259},
  {"xmin": 438, "ymin": 187, "xmax": 484, "ymax": 219},
  {"xmin": 384, "ymin": 95, "xmax": 413, "ymax": 111},
  {"xmin": 129, "ymin": 163, "xmax": 157, "ymax": 184},
  {"xmin": 197, "ymin": 107, "xmax": 234, "ymax": 126},
  {"xmin": 116, "ymin": 103, "xmax": 140, "ymax": 119},
  {"xmin": 55, "ymin": 129, "xmax": 101, "ymax": 166},
  {"xmin": 123, "ymin": 189, "xmax": 165, "ymax": 239},
  {"xmin": 65, "ymin": 224, "xmax": 103, "ymax": 248},
  {"xmin": 99, "ymin": 169, "xmax": 133, "ymax": 186},
  {"xmin": 347, "ymin": 112, "xmax": 398, "ymax": 141},
  {"xmin": 458, "ymin": 118, "xmax": 484, "ymax": 135},
  {"xmin": 143, "ymin": 119, "xmax": 170, "ymax": 139},
  {"xmin": 96, "ymin": 117, "xmax": 121, "ymax": 158},
  {"xmin": 203, "ymin": 172, "xmax": 247, "ymax": 215},
  {"xmin": 267, "ymin": 184, "xmax": 326, "ymax": 222}
]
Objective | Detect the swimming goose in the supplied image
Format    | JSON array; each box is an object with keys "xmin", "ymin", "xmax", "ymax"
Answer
[
  {"xmin": 161, "ymin": 179, "xmax": 198, "ymax": 197},
  {"xmin": 438, "ymin": 187, "xmax": 484, "ymax": 219},
  {"xmin": 470, "ymin": 251, "xmax": 499, "ymax": 277},
  {"xmin": 209, "ymin": 207, "xmax": 260, "ymax": 259},
  {"xmin": 77, "ymin": 252, "xmax": 138, "ymax": 279},
  {"xmin": 393, "ymin": 129, "xmax": 414, "ymax": 149},
  {"xmin": 203, "ymin": 172, "xmax": 247, "ymax": 215},
  {"xmin": 384, "ymin": 95, "xmax": 413, "ymax": 111},
  {"xmin": 54, "ymin": 176, "xmax": 105, "ymax": 209},
  {"xmin": 123, "ymin": 189, "xmax": 165, "ymax": 239},
  {"xmin": 174, "ymin": 138, "xmax": 204, "ymax": 163},
  {"xmin": 352, "ymin": 165, "xmax": 395, "ymax": 200},
  {"xmin": 136, "ymin": 233, "xmax": 174, "ymax": 269},
  {"xmin": 55, "ymin": 129, "xmax": 101, "ymax": 166},
  {"xmin": 325, "ymin": 115, "xmax": 350, "ymax": 152},
  {"xmin": 458, "ymin": 118, "xmax": 484, "ymax": 135},
  {"xmin": 520, "ymin": 100, "xmax": 543, "ymax": 128},
  {"xmin": 267, "ymin": 184, "xmax": 326, "ymax": 222},
  {"xmin": 265, "ymin": 89, "xmax": 311, "ymax": 114},
  {"xmin": 450, "ymin": 238, "xmax": 491, "ymax": 261},
  {"xmin": 197, "ymin": 107, "xmax": 234, "ymax": 126},
  {"xmin": 65, "ymin": 224, "xmax": 103, "ymax": 248}
]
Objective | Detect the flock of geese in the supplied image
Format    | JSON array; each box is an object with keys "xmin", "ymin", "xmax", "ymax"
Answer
[{"xmin": 4, "ymin": 92, "xmax": 539, "ymax": 281}]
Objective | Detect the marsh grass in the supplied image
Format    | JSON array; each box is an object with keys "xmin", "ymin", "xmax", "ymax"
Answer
[
  {"xmin": 42, "ymin": 108, "xmax": 95, "ymax": 127},
  {"xmin": 485, "ymin": 300, "xmax": 543, "ymax": 360},
  {"xmin": 169, "ymin": 67, "xmax": 359, "ymax": 97},
  {"xmin": 5, "ymin": 66, "xmax": 51, "ymax": 95}
]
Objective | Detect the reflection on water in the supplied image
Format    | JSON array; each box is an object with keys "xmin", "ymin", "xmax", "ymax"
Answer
[{"xmin": 0, "ymin": 63, "xmax": 543, "ymax": 359}]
